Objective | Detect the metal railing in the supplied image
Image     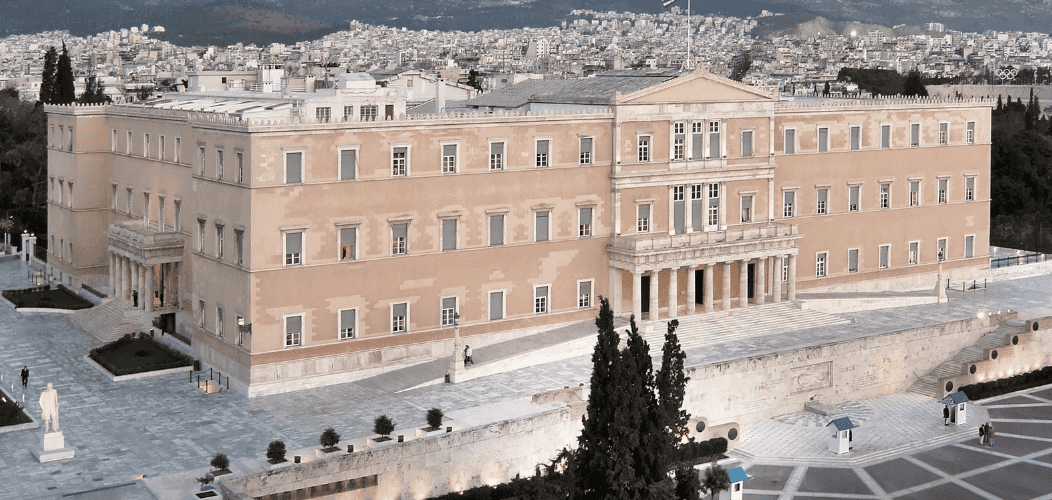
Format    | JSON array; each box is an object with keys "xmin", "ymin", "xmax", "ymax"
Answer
[
  {"xmin": 947, "ymin": 279, "xmax": 987, "ymax": 292},
  {"xmin": 990, "ymin": 252, "xmax": 1048, "ymax": 269},
  {"xmin": 608, "ymin": 222, "xmax": 796, "ymax": 253}
]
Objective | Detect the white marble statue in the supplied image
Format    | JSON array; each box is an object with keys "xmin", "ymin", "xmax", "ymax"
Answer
[{"xmin": 39, "ymin": 383, "xmax": 59, "ymax": 432}]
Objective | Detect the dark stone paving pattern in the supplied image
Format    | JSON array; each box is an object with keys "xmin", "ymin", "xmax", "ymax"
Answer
[
  {"xmin": 864, "ymin": 458, "xmax": 941, "ymax": 494},
  {"xmin": 985, "ymin": 395, "xmax": 1045, "ymax": 405},
  {"xmin": 1029, "ymin": 387, "xmax": 1052, "ymax": 400},
  {"xmin": 743, "ymin": 464, "xmax": 794, "ymax": 491},
  {"xmin": 797, "ymin": 467, "xmax": 871, "ymax": 495},
  {"xmin": 912, "ymin": 444, "xmax": 1009, "ymax": 476},
  {"xmin": 742, "ymin": 495, "xmax": 780, "ymax": 500},
  {"xmin": 990, "ymin": 421, "xmax": 1052, "ymax": 439},
  {"xmin": 987, "ymin": 406, "xmax": 1052, "ymax": 420},
  {"xmin": 893, "ymin": 482, "xmax": 987, "ymax": 500},
  {"xmin": 962, "ymin": 462, "xmax": 1052, "ymax": 500},
  {"xmin": 957, "ymin": 435, "xmax": 1052, "ymax": 457}
]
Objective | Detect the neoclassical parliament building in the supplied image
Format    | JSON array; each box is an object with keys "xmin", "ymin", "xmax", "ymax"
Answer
[{"xmin": 45, "ymin": 69, "xmax": 991, "ymax": 395}]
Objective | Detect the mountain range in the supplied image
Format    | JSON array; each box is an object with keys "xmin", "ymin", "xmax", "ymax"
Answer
[{"xmin": 2, "ymin": 0, "xmax": 1050, "ymax": 47}]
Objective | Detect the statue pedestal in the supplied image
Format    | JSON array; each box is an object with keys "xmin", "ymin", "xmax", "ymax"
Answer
[{"xmin": 33, "ymin": 430, "xmax": 75, "ymax": 463}]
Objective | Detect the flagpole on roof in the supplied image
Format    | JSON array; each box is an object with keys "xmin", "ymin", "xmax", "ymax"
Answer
[{"xmin": 663, "ymin": 0, "xmax": 694, "ymax": 70}]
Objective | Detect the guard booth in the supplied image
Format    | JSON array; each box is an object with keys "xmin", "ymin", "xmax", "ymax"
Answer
[
  {"xmin": 940, "ymin": 391, "xmax": 970, "ymax": 425},
  {"xmin": 722, "ymin": 466, "xmax": 752, "ymax": 500},
  {"xmin": 826, "ymin": 417, "xmax": 858, "ymax": 455}
]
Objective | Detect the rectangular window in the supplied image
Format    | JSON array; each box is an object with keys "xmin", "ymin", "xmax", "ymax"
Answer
[
  {"xmin": 316, "ymin": 106, "xmax": 331, "ymax": 123},
  {"xmin": 489, "ymin": 291, "xmax": 504, "ymax": 321},
  {"xmin": 937, "ymin": 238, "xmax": 947, "ymax": 261},
  {"xmin": 128, "ymin": 131, "xmax": 132, "ymax": 155},
  {"xmin": 784, "ymin": 128, "xmax": 795, "ymax": 154},
  {"xmin": 938, "ymin": 179, "xmax": 948, "ymax": 204},
  {"xmin": 284, "ymin": 231, "xmax": 302, "ymax": 265},
  {"xmin": 111, "ymin": 184, "xmax": 117, "ymax": 210},
  {"xmin": 881, "ymin": 124, "xmax": 891, "ymax": 149},
  {"xmin": 707, "ymin": 183, "xmax": 720, "ymax": 226},
  {"xmin": 909, "ymin": 181, "xmax": 920, "ymax": 207},
  {"xmin": 216, "ymin": 149, "xmax": 224, "ymax": 180},
  {"xmin": 908, "ymin": 241, "xmax": 920, "ymax": 265},
  {"xmin": 67, "ymin": 127, "xmax": 72, "ymax": 151},
  {"xmin": 112, "ymin": 129, "xmax": 117, "ymax": 152},
  {"xmin": 535, "ymin": 211, "xmax": 550, "ymax": 242},
  {"xmin": 637, "ymin": 135, "xmax": 651, "ymax": 162},
  {"xmin": 965, "ymin": 235, "xmax": 974, "ymax": 258},
  {"xmin": 285, "ymin": 315, "xmax": 302, "ymax": 346},
  {"xmin": 442, "ymin": 219, "xmax": 457, "ymax": 251},
  {"xmin": 816, "ymin": 252, "xmax": 827, "ymax": 277},
  {"xmin": 910, "ymin": 123, "xmax": 920, "ymax": 147},
  {"xmin": 741, "ymin": 195, "xmax": 753, "ymax": 223},
  {"xmin": 391, "ymin": 303, "xmax": 407, "ymax": 333},
  {"xmin": 199, "ymin": 146, "xmax": 206, "ymax": 175},
  {"xmin": 340, "ymin": 227, "xmax": 356, "ymax": 261},
  {"xmin": 360, "ymin": 105, "xmax": 377, "ymax": 121},
  {"xmin": 339, "ymin": 309, "xmax": 356, "ymax": 339},
  {"xmin": 880, "ymin": 184, "xmax": 890, "ymax": 209},
  {"xmin": 534, "ymin": 285, "xmax": 549, "ymax": 314},
  {"xmin": 392, "ymin": 223, "xmax": 408, "ymax": 255},
  {"xmin": 216, "ymin": 307, "xmax": 224, "ymax": 338},
  {"xmin": 235, "ymin": 315, "xmax": 245, "ymax": 346},
  {"xmin": 939, "ymin": 122, "xmax": 948, "ymax": 145},
  {"xmin": 159, "ymin": 135, "xmax": 165, "ymax": 161},
  {"xmin": 673, "ymin": 122, "xmax": 685, "ymax": 160},
  {"xmin": 691, "ymin": 122, "xmax": 704, "ymax": 160},
  {"xmin": 783, "ymin": 191, "xmax": 795, "ymax": 218},
  {"xmin": 392, "ymin": 147, "xmax": 408, "ymax": 177},
  {"xmin": 579, "ymin": 207, "xmax": 593, "ymax": 237},
  {"xmin": 441, "ymin": 144, "xmax": 456, "ymax": 174},
  {"xmin": 637, "ymin": 204, "xmax": 651, "ymax": 233},
  {"xmin": 490, "ymin": 142, "xmax": 505, "ymax": 171},
  {"xmin": 197, "ymin": 219, "xmax": 206, "ymax": 252},
  {"xmin": 174, "ymin": 201, "xmax": 182, "ymax": 232},
  {"xmin": 576, "ymin": 282, "xmax": 593, "ymax": 309},
  {"xmin": 580, "ymin": 137, "xmax": 593, "ymax": 165},
  {"xmin": 490, "ymin": 214, "xmax": 504, "ymax": 246},
  {"xmin": 818, "ymin": 127, "xmax": 828, "ymax": 152},
  {"xmin": 535, "ymin": 139, "xmax": 550, "ymax": 168},
  {"xmin": 127, "ymin": 188, "xmax": 133, "ymax": 215},
  {"xmin": 174, "ymin": 137, "xmax": 181, "ymax": 163},
  {"xmin": 285, "ymin": 151, "xmax": 302, "ymax": 184},
  {"xmin": 199, "ymin": 300, "xmax": 206, "ymax": 329},
  {"xmin": 216, "ymin": 224, "xmax": 224, "ymax": 259},
  {"xmin": 691, "ymin": 185, "xmax": 703, "ymax": 231},
  {"xmin": 709, "ymin": 121, "xmax": 721, "ymax": 158},
  {"xmin": 850, "ymin": 125, "xmax": 860, "ymax": 150},
  {"xmin": 849, "ymin": 186, "xmax": 860, "ymax": 212},
  {"xmin": 343, "ymin": 106, "xmax": 353, "ymax": 120},
  {"xmin": 741, "ymin": 130, "xmax": 753, "ymax": 157},
  {"xmin": 879, "ymin": 244, "xmax": 890, "ymax": 269},
  {"xmin": 143, "ymin": 192, "xmax": 150, "ymax": 226},
  {"xmin": 817, "ymin": 188, "xmax": 828, "ymax": 215},
  {"xmin": 337, "ymin": 149, "xmax": 357, "ymax": 180},
  {"xmin": 966, "ymin": 121, "xmax": 975, "ymax": 144},
  {"xmin": 440, "ymin": 297, "xmax": 457, "ymax": 327},
  {"xmin": 673, "ymin": 186, "xmax": 685, "ymax": 234},
  {"xmin": 848, "ymin": 249, "xmax": 859, "ymax": 273},
  {"xmin": 965, "ymin": 177, "xmax": 975, "ymax": 201},
  {"xmin": 236, "ymin": 152, "xmax": 244, "ymax": 184},
  {"xmin": 235, "ymin": 229, "xmax": 244, "ymax": 267}
]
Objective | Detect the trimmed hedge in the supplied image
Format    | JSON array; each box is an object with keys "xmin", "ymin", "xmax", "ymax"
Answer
[
  {"xmin": 89, "ymin": 334, "xmax": 194, "ymax": 376},
  {"xmin": 0, "ymin": 388, "xmax": 32, "ymax": 427},
  {"xmin": 960, "ymin": 365, "xmax": 1052, "ymax": 401},
  {"xmin": 2, "ymin": 284, "xmax": 93, "ymax": 310}
]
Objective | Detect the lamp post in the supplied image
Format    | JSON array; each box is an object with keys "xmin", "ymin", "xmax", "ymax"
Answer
[
  {"xmin": 937, "ymin": 249, "xmax": 946, "ymax": 302},
  {"xmin": 447, "ymin": 312, "xmax": 465, "ymax": 383}
]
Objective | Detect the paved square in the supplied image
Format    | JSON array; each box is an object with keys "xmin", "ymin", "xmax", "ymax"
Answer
[
  {"xmin": 893, "ymin": 481, "xmax": 987, "ymax": 500},
  {"xmin": 987, "ymin": 406, "xmax": 1052, "ymax": 420},
  {"xmin": 957, "ymin": 435, "xmax": 1052, "ymax": 457},
  {"xmin": 742, "ymin": 464, "xmax": 795, "ymax": 491},
  {"xmin": 962, "ymin": 462, "xmax": 1052, "ymax": 500},
  {"xmin": 864, "ymin": 458, "xmax": 942, "ymax": 494},
  {"xmin": 989, "ymin": 421, "xmax": 1052, "ymax": 440},
  {"xmin": 797, "ymin": 467, "xmax": 871, "ymax": 495},
  {"xmin": 912, "ymin": 444, "xmax": 1008, "ymax": 476}
]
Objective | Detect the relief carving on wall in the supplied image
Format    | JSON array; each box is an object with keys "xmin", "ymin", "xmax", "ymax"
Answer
[{"xmin": 790, "ymin": 362, "xmax": 832, "ymax": 394}]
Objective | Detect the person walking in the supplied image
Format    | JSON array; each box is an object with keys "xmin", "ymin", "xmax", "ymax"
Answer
[
  {"xmin": 464, "ymin": 345, "xmax": 474, "ymax": 366},
  {"xmin": 979, "ymin": 424, "xmax": 986, "ymax": 445},
  {"xmin": 944, "ymin": 406, "xmax": 950, "ymax": 426},
  {"xmin": 987, "ymin": 423, "xmax": 995, "ymax": 447},
  {"xmin": 20, "ymin": 366, "xmax": 28, "ymax": 388}
]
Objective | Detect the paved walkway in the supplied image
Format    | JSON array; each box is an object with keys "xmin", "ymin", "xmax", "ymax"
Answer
[{"xmin": 0, "ymin": 257, "xmax": 1051, "ymax": 499}]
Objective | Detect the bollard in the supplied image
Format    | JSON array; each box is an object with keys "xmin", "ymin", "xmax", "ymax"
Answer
[
  {"xmin": 225, "ymin": 377, "xmax": 229, "ymax": 391},
  {"xmin": 347, "ymin": 444, "xmax": 354, "ymax": 453},
  {"xmin": 210, "ymin": 368, "xmax": 213, "ymax": 380}
]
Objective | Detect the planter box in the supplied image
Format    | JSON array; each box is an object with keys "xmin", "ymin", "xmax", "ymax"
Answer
[
  {"xmin": 267, "ymin": 459, "xmax": 290, "ymax": 470},
  {"xmin": 190, "ymin": 486, "xmax": 221, "ymax": 499},
  {"xmin": 83, "ymin": 355, "xmax": 193, "ymax": 382},
  {"xmin": 316, "ymin": 447, "xmax": 341, "ymax": 458}
]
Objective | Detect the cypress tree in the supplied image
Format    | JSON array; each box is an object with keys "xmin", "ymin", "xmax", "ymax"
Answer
[
  {"xmin": 39, "ymin": 46, "xmax": 57, "ymax": 104},
  {"xmin": 997, "ymin": 94, "xmax": 1003, "ymax": 111},
  {"xmin": 656, "ymin": 319, "xmax": 690, "ymax": 467},
  {"xmin": 621, "ymin": 321, "xmax": 661, "ymax": 496},
  {"xmin": 55, "ymin": 42, "xmax": 75, "ymax": 104}
]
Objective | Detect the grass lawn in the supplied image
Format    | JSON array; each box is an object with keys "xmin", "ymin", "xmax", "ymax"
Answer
[
  {"xmin": 0, "ymin": 388, "xmax": 32, "ymax": 427},
  {"xmin": 2, "ymin": 285, "xmax": 94, "ymax": 310},
  {"xmin": 89, "ymin": 335, "xmax": 194, "ymax": 377}
]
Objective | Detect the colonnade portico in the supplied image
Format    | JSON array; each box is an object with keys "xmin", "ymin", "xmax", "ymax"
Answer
[
  {"xmin": 106, "ymin": 221, "xmax": 184, "ymax": 316},
  {"xmin": 607, "ymin": 223, "xmax": 801, "ymax": 323}
]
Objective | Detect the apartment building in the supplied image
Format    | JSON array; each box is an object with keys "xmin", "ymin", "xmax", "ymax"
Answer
[{"xmin": 45, "ymin": 70, "xmax": 991, "ymax": 395}]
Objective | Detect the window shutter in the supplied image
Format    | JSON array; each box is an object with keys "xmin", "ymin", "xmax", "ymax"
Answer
[
  {"xmin": 581, "ymin": 138, "xmax": 592, "ymax": 155},
  {"xmin": 285, "ymin": 232, "xmax": 301, "ymax": 255},
  {"xmin": 442, "ymin": 219, "xmax": 457, "ymax": 251},
  {"xmin": 818, "ymin": 189, "xmax": 828, "ymax": 204},
  {"xmin": 340, "ymin": 150, "xmax": 356, "ymax": 180},
  {"xmin": 537, "ymin": 140, "xmax": 549, "ymax": 154},
  {"xmin": 692, "ymin": 133, "xmax": 704, "ymax": 159},
  {"xmin": 692, "ymin": 197, "xmax": 703, "ymax": 231},
  {"xmin": 742, "ymin": 131, "xmax": 753, "ymax": 157},
  {"xmin": 286, "ymin": 152, "xmax": 302, "ymax": 183},
  {"xmin": 638, "ymin": 204, "xmax": 650, "ymax": 219},
  {"xmin": 881, "ymin": 126, "xmax": 890, "ymax": 147},
  {"xmin": 490, "ymin": 215, "xmax": 504, "ymax": 246},
  {"xmin": 785, "ymin": 192, "xmax": 795, "ymax": 205},
  {"xmin": 673, "ymin": 199, "xmax": 685, "ymax": 234},
  {"xmin": 392, "ymin": 223, "xmax": 408, "ymax": 239},
  {"xmin": 443, "ymin": 144, "xmax": 456, "ymax": 157},
  {"xmin": 491, "ymin": 142, "xmax": 502, "ymax": 155},
  {"xmin": 341, "ymin": 309, "xmax": 355, "ymax": 330},
  {"xmin": 392, "ymin": 303, "xmax": 407, "ymax": 317},
  {"xmin": 579, "ymin": 281, "xmax": 589, "ymax": 298},
  {"xmin": 286, "ymin": 315, "xmax": 301, "ymax": 334},
  {"xmin": 849, "ymin": 249, "xmax": 858, "ymax": 270},
  {"xmin": 442, "ymin": 297, "xmax": 456, "ymax": 310},
  {"xmin": 490, "ymin": 292, "xmax": 503, "ymax": 320},
  {"xmin": 536, "ymin": 286, "xmax": 548, "ymax": 299},
  {"xmin": 536, "ymin": 212, "xmax": 549, "ymax": 241},
  {"xmin": 581, "ymin": 207, "xmax": 592, "ymax": 226},
  {"xmin": 340, "ymin": 227, "xmax": 356, "ymax": 259},
  {"xmin": 784, "ymin": 129, "xmax": 795, "ymax": 154}
]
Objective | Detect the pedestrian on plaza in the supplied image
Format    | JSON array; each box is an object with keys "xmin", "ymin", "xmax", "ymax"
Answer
[
  {"xmin": 979, "ymin": 424, "xmax": 986, "ymax": 445},
  {"xmin": 987, "ymin": 423, "xmax": 995, "ymax": 447},
  {"xmin": 464, "ymin": 345, "xmax": 474, "ymax": 366},
  {"xmin": 20, "ymin": 366, "xmax": 28, "ymax": 388},
  {"xmin": 944, "ymin": 406, "xmax": 950, "ymax": 426}
]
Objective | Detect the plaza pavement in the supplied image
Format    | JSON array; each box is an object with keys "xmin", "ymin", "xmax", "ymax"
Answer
[{"xmin": 1, "ymin": 256, "xmax": 1052, "ymax": 499}]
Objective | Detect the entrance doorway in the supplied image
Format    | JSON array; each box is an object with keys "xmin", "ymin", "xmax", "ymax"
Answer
[
  {"xmin": 641, "ymin": 275, "xmax": 651, "ymax": 314},
  {"xmin": 747, "ymin": 263, "xmax": 755, "ymax": 299},
  {"xmin": 694, "ymin": 269, "xmax": 704, "ymax": 304}
]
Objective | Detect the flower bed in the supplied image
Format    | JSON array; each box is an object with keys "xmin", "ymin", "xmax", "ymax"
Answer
[
  {"xmin": 89, "ymin": 334, "xmax": 194, "ymax": 376},
  {"xmin": 2, "ymin": 284, "xmax": 93, "ymax": 310},
  {"xmin": 960, "ymin": 365, "xmax": 1052, "ymax": 400},
  {"xmin": 0, "ymin": 388, "xmax": 32, "ymax": 427}
]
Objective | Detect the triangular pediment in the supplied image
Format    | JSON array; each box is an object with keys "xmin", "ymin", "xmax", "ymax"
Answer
[{"xmin": 619, "ymin": 70, "xmax": 775, "ymax": 104}]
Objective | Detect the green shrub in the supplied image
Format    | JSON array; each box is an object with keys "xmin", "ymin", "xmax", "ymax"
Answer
[
  {"xmin": 197, "ymin": 472, "xmax": 215, "ymax": 487},
  {"xmin": 960, "ymin": 365, "xmax": 1052, "ymax": 400},
  {"xmin": 210, "ymin": 453, "xmax": 229, "ymax": 471},
  {"xmin": 266, "ymin": 440, "xmax": 286, "ymax": 463},
  {"xmin": 373, "ymin": 415, "xmax": 395, "ymax": 438},
  {"xmin": 426, "ymin": 408, "xmax": 444, "ymax": 429},
  {"xmin": 319, "ymin": 427, "xmax": 340, "ymax": 448}
]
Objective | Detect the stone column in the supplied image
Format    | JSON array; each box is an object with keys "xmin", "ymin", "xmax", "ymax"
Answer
[
  {"xmin": 632, "ymin": 271, "xmax": 642, "ymax": 322},
  {"xmin": 649, "ymin": 270, "xmax": 660, "ymax": 321},
  {"xmin": 739, "ymin": 259, "xmax": 748, "ymax": 309},
  {"xmin": 721, "ymin": 262, "xmax": 731, "ymax": 311},
  {"xmin": 756, "ymin": 257, "xmax": 766, "ymax": 305},
  {"xmin": 609, "ymin": 267, "xmax": 622, "ymax": 315},
  {"xmin": 144, "ymin": 264, "xmax": 154, "ymax": 313},
  {"xmin": 704, "ymin": 263, "xmax": 714, "ymax": 313},
  {"xmin": 108, "ymin": 254, "xmax": 116, "ymax": 296},
  {"xmin": 686, "ymin": 265, "xmax": 697, "ymax": 314},
  {"xmin": 131, "ymin": 262, "xmax": 140, "ymax": 308},
  {"xmin": 788, "ymin": 254, "xmax": 797, "ymax": 301},
  {"xmin": 120, "ymin": 257, "xmax": 129, "ymax": 301},
  {"xmin": 138, "ymin": 263, "xmax": 146, "ymax": 310},
  {"xmin": 772, "ymin": 255, "xmax": 783, "ymax": 303},
  {"xmin": 668, "ymin": 267, "xmax": 679, "ymax": 319},
  {"xmin": 171, "ymin": 262, "xmax": 179, "ymax": 307}
]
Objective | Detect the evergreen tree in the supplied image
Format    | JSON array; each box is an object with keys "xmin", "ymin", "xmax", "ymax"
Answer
[
  {"xmin": 822, "ymin": 82, "xmax": 830, "ymax": 96},
  {"xmin": 55, "ymin": 42, "xmax": 75, "ymax": 104},
  {"xmin": 621, "ymin": 320, "xmax": 662, "ymax": 495},
  {"xmin": 656, "ymin": 319, "xmax": 690, "ymax": 468},
  {"xmin": 902, "ymin": 71, "xmax": 928, "ymax": 97},
  {"xmin": 997, "ymin": 94, "xmax": 1004, "ymax": 111},
  {"xmin": 674, "ymin": 466, "xmax": 701, "ymax": 500},
  {"xmin": 78, "ymin": 74, "xmax": 111, "ymax": 104},
  {"xmin": 465, "ymin": 69, "xmax": 484, "ymax": 92},
  {"xmin": 39, "ymin": 47, "xmax": 58, "ymax": 104}
]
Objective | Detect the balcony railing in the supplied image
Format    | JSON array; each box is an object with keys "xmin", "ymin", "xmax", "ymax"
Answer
[{"xmin": 609, "ymin": 222, "xmax": 797, "ymax": 253}]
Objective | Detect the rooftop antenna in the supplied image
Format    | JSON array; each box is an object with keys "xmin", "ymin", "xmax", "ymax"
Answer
[{"xmin": 663, "ymin": 0, "xmax": 694, "ymax": 70}]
